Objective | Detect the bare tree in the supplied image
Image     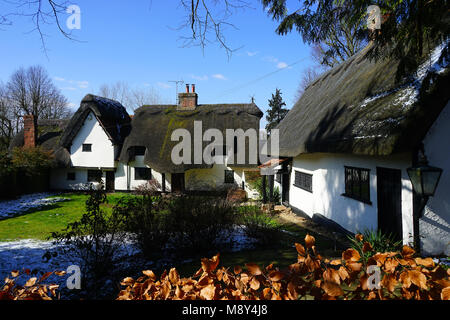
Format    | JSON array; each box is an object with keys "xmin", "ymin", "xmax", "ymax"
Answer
[
  {"xmin": 0, "ymin": 83, "xmax": 14, "ymax": 148},
  {"xmin": 178, "ymin": 0, "xmax": 250, "ymax": 58},
  {"xmin": 7, "ymin": 65, "xmax": 69, "ymax": 120},
  {"xmin": 294, "ymin": 66, "xmax": 324, "ymax": 102},
  {"xmin": 98, "ymin": 82, "xmax": 166, "ymax": 112}
]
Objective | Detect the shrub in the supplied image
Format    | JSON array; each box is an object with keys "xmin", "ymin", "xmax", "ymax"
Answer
[
  {"xmin": 11, "ymin": 146, "xmax": 54, "ymax": 176},
  {"xmin": 118, "ymin": 234, "xmax": 450, "ymax": 300},
  {"xmin": 166, "ymin": 196, "xmax": 237, "ymax": 255},
  {"xmin": 51, "ymin": 183, "xmax": 128, "ymax": 297},
  {"xmin": 348, "ymin": 229, "xmax": 403, "ymax": 263},
  {"xmin": 120, "ymin": 195, "xmax": 171, "ymax": 259},
  {"xmin": 254, "ymin": 178, "xmax": 281, "ymax": 204},
  {"xmin": 239, "ymin": 206, "xmax": 283, "ymax": 246}
]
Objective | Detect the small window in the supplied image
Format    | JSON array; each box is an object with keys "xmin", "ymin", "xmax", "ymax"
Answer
[
  {"xmin": 275, "ymin": 173, "xmax": 281, "ymax": 183},
  {"xmin": 343, "ymin": 166, "xmax": 371, "ymax": 203},
  {"xmin": 67, "ymin": 172, "xmax": 76, "ymax": 181},
  {"xmin": 225, "ymin": 170, "xmax": 234, "ymax": 184},
  {"xmin": 87, "ymin": 170, "xmax": 102, "ymax": 182},
  {"xmin": 135, "ymin": 167, "xmax": 152, "ymax": 180},
  {"xmin": 294, "ymin": 171, "xmax": 312, "ymax": 193},
  {"xmin": 82, "ymin": 144, "xmax": 92, "ymax": 152}
]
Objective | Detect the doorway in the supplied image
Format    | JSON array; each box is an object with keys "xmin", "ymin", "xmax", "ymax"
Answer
[
  {"xmin": 105, "ymin": 171, "xmax": 115, "ymax": 191},
  {"xmin": 377, "ymin": 167, "xmax": 403, "ymax": 241},
  {"xmin": 171, "ymin": 173, "xmax": 185, "ymax": 193}
]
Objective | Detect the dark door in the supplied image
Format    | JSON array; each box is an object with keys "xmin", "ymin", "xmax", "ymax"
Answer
[
  {"xmin": 281, "ymin": 172, "xmax": 290, "ymax": 205},
  {"xmin": 377, "ymin": 167, "xmax": 402, "ymax": 240},
  {"xmin": 171, "ymin": 173, "xmax": 185, "ymax": 193},
  {"xmin": 106, "ymin": 171, "xmax": 115, "ymax": 191}
]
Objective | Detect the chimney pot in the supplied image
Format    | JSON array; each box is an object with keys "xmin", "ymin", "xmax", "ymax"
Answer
[
  {"xmin": 186, "ymin": 84, "xmax": 190, "ymax": 93},
  {"xmin": 192, "ymin": 84, "xmax": 195, "ymax": 93}
]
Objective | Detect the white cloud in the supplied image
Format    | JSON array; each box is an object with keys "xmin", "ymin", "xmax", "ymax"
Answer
[
  {"xmin": 67, "ymin": 102, "xmax": 77, "ymax": 108},
  {"xmin": 212, "ymin": 74, "xmax": 227, "ymax": 80},
  {"xmin": 77, "ymin": 81, "xmax": 89, "ymax": 89},
  {"xmin": 277, "ymin": 62, "xmax": 288, "ymax": 69},
  {"xmin": 54, "ymin": 76, "xmax": 65, "ymax": 81},
  {"xmin": 191, "ymin": 74, "xmax": 209, "ymax": 81},
  {"xmin": 61, "ymin": 87, "xmax": 77, "ymax": 91},
  {"xmin": 246, "ymin": 51, "xmax": 258, "ymax": 57},
  {"xmin": 157, "ymin": 82, "xmax": 171, "ymax": 89}
]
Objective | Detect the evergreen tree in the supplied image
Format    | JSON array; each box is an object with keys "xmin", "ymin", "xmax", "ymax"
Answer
[{"xmin": 265, "ymin": 88, "xmax": 289, "ymax": 133}]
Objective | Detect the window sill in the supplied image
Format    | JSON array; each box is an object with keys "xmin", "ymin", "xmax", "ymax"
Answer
[{"xmin": 341, "ymin": 193, "xmax": 372, "ymax": 205}]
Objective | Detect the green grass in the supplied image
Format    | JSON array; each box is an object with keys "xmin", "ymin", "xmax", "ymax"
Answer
[{"xmin": 0, "ymin": 192, "xmax": 132, "ymax": 241}]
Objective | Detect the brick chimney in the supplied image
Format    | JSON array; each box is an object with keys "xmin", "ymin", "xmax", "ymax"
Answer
[
  {"xmin": 177, "ymin": 84, "xmax": 198, "ymax": 110},
  {"xmin": 23, "ymin": 114, "xmax": 37, "ymax": 148}
]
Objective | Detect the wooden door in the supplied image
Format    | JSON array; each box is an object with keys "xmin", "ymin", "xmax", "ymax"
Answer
[
  {"xmin": 105, "ymin": 171, "xmax": 115, "ymax": 191},
  {"xmin": 281, "ymin": 172, "xmax": 290, "ymax": 205},
  {"xmin": 377, "ymin": 167, "xmax": 402, "ymax": 240},
  {"xmin": 171, "ymin": 173, "xmax": 185, "ymax": 193}
]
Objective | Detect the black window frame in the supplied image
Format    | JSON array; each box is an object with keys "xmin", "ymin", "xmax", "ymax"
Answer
[
  {"xmin": 135, "ymin": 167, "xmax": 152, "ymax": 181},
  {"xmin": 134, "ymin": 146, "xmax": 146, "ymax": 156},
  {"xmin": 67, "ymin": 172, "xmax": 76, "ymax": 181},
  {"xmin": 224, "ymin": 169, "xmax": 234, "ymax": 184},
  {"xmin": 87, "ymin": 170, "xmax": 102, "ymax": 182},
  {"xmin": 293, "ymin": 170, "xmax": 313, "ymax": 193},
  {"xmin": 82, "ymin": 144, "xmax": 92, "ymax": 152},
  {"xmin": 343, "ymin": 166, "xmax": 371, "ymax": 204}
]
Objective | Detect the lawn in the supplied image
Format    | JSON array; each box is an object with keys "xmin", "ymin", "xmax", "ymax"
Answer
[
  {"xmin": 0, "ymin": 192, "xmax": 342, "ymax": 277},
  {"xmin": 0, "ymin": 192, "xmax": 132, "ymax": 241}
]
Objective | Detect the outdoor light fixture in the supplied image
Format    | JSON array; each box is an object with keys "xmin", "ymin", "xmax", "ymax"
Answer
[{"xmin": 407, "ymin": 150, "xmax": 443, "ymax": 216}]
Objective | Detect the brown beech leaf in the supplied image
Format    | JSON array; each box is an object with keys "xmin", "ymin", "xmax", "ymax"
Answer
[
  {"xmin": 323, "ymin": 268, "xmax": 340, "ymax": 285},
  {"xmin": 250, "ymin": 277, "xmax": 260, "ymax": 290},
  {"xmin": 414, "ymin": 257, "xmax": 435, "ymax": 268},
  {"xmin": 381, "ymin": 273, "xmax": 398, "ymax": 293},
  {"xmin": 330, "ymin": 259, "xmax": 342, "ymax": 266},
  {"xmin": 362, "ymin": 242, "xmax": 373, "ymax": 253},
  {"xmin": 268, "ymin": 271, "xmax": 284, "ymax": 282},
  {"xmin": 54, "ymin": 270, "xmax": 66, "ymax": 276},
  {"xmin": 11, "ymin": 270, "xmax": 19, "ymax": 278},
  {"xmin": 355, "ymin": 234, "xmax": 364, "ymax": 242},
  {"xmin": 338, "ymin": 266, "xmax": 349, "ymax": 281},
  {"xmin": 120, "ymin": 277, "xmax": 135, "ymax": 286},
  {"xmin": 401, "ymin": 245, "xmax": 415, "ymax": 258},
  {"xmin": 201, "ymin": 254, "xmax": 220, "ymax": 273},
  {"xmin": 200, "ymin": 284, "xmax": 216, "ymax": 300},
  {"xmin": 441, "ymin": 287, "xmax": 450, "ymax": 300},
  {"xmin": 143, "ymin": 270, "xmax": 156, "ymax": 281},
  {"xmin": 409, "ymin": 270, "xmax": 428, "ymax": 290},
  {"xmin": 245, "ymin": 263, "xmax": 262, "ymax": 276},
  {"xmin": 347, "ymin": 262, "xmax": 362, "ymax": 272},
  {"xmin": 305, "ymin": 234, "xmax": 315, "ymax": 248},
  {"xmin": 295, "ymin": 243, "xmax": 306, "ymax": 256},
  {"xmin": 25, "ymin": 277, "xmax": 37, "ymax": 287},
  {"xmin": 234, "ymin": 265, "xmax": 242, "ymax": 275},
  {"xmin": 39, "ymin": 271, "xmax": 53, "ymax": 282},
  {"xmin": 322, "ymin": 281, "xmax": 344, "ymax": 297},
  {"xmin": 399, "ymin": 271, "xmax": 412, "ymax": 288},
  {"xmin": 169, "ymin": 268, "xmax": 180, "ymax": 285},
  {"xmin": 383, "ymin": 258, "xmax": 399, "ymax": 273},
  {"xmin": 342, "ymin": 248, "xmax": 361, "ymax": 262}
]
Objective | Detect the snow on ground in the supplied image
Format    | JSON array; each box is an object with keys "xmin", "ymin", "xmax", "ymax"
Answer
[{"xmin": 0, "ymin": 193, "xmax": 69, "ymax": 219}]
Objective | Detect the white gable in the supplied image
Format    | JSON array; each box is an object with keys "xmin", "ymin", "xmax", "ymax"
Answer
[{"xmin": 70, "ymin": 112, "xmax": 115, "ymax": 168}]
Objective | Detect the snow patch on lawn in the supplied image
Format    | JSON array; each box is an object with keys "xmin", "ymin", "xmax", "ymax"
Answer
[{"xmin": 0, "ymin": 193, "xmax": 69, "ymax": 219}]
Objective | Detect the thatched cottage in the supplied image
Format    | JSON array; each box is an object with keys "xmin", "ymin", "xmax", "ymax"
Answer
[
  {"xmin": 11, "ymin": 85, "xmax": 263, "ymax": 194},
  {"xmin": 271, "ymin": 40, "xmax": 449, "ymax": 256}
]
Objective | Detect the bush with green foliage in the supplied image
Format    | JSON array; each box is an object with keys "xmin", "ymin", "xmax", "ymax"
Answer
[
  {"xmin": 11, "ymin": 146, "xmax": 54, "ymax": 176},
  {"xmin": 238, "ymin": 205, "xmax": 283, "ymax": 246},
  {"xmin": 51, "ymin": 183, "xmax": 128, "ymax": 297},
  {"xmin": 254, "ymin": 178, "xmax": 281, "ymax": 204},
  {"xmin": 348, "ymin": 229, "xmax": 403, "ymax": 263},
  {"xmin": 167, "ymin": 196, "xmax": 237, "ymax": 255},
  {"xmin": 119, "ymin": 195, "xmax": 171, "ymax": 259}
]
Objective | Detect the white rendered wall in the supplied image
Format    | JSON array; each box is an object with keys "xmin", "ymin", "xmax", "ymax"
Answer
[
  {"xmin": 185, "ymin": 163, "xmax": 246, "ymax": 191},
  {"xmin": 70, "ymin": 112, "xmax": 115, "ymax": 168},
  {"xmin": 50, "ymin": 168, "xmax": 105, "ymax": 190},
  {"xmin": 289, "ymin": 153, "xmax": 414, "ymax": 245},
  {"xmin": 422, "ymin": 101, "xmax": 450, "ymax": 256}
]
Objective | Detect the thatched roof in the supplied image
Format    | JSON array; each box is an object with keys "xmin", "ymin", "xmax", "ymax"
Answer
[
  {"xmin": 276, "ymin": 40, "xmax": 450, "ymax": 158},
  {"xmin": 119, "ymin": 103, "xmax": 263, "ymax": 173},
  {"xmin": 59, "ymin": 94, "xmax": 131, "ymax": 149}
]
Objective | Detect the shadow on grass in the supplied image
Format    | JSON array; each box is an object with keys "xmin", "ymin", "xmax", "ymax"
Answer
[{"xmin": 0, "ymin": 203, "xmax": 64, "ymax": 222}]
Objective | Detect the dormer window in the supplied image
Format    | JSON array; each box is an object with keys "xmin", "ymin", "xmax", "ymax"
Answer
[{"xmin": 82, "ymin": 144, "xmax": 92, "ymax": 152}]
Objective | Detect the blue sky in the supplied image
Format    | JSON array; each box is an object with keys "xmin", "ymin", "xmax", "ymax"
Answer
[{"xmin": 1, "ymin": 0, "xmax": 314, "ymax": 127}]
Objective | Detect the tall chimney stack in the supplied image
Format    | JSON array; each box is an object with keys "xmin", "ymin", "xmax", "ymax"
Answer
[
  {"xmin": 23, "ymin": 114, "xmax": 37, "ymax": 148},
  {"xmin": 178, "ymin": 84, "xmax": 198, "ymax": 110}
]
